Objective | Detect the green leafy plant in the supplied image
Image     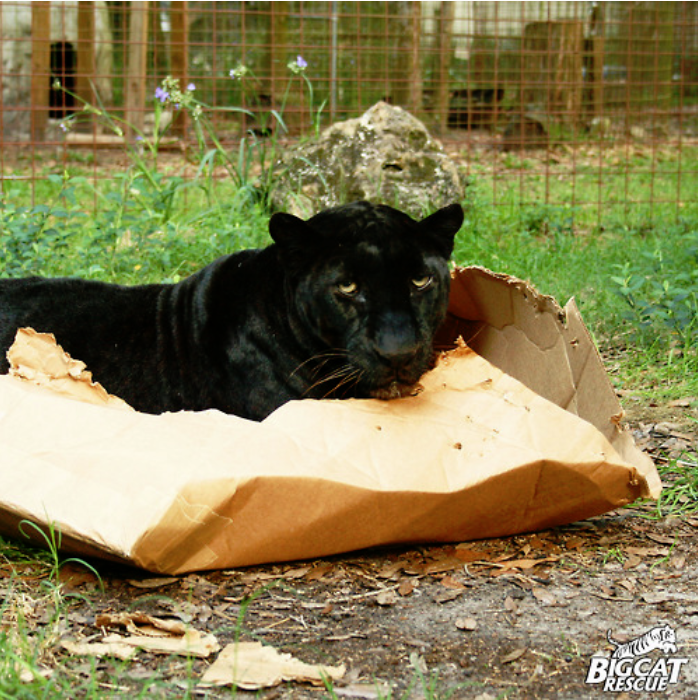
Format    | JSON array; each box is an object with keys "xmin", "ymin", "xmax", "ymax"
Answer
[
  {"xmin": 654, "ymin": 456, "xmax": 698, "ymax": 517},
  {"xmin": 18, "ymin": 518, "xmax": 103, "ymax": 598},
  {"xmin": 610, "ymin": 225, "xmax": 698, "ymax": 350},
  {"xmin": 55, "ymin": 55, "xmax": 323, "ymax": 214},
  {"xmin": 612, "ymin": 258, "xmax": 698, "ymax": 343},
  {"xmin": 219, "ymin": 55, "xmax": 326, "ymax": 204}
]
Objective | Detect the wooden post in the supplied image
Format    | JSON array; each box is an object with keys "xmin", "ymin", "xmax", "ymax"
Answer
[
  {"xmin": 523, "ymin": 21, "xmax": 584, "ymax": 127},
  {"xmin": 31, "ymin": 1, "xmax": 51, "ymax": 141},
  {"xmin": 626, "ymin": 2, "xmax": 676, "ymax": 115},
  {"xmin": 170, "ymin": 1, "xmax": 189, "ymax": 138},
  {"xmin": 435, "ymin": 1, "xmax": 454, "ymax": 135},
  {"xmin": 393, "ymin": 1, "xmax": 423, "ymax": 114},
  {"xmin": 588, "ymin": 2, "xmax": 605, "ymax": 120},
  {"xmin": 76, "ymin": 3, "xmax": 95, "ymax": 130},
  {"xmin": 408, "ymin": 1, "xmax": 423, "ymax": 115},
  {"xmin": 125, "ymin": 1, "xmax": 149, "ymax": 138},
  {"xmin": 269, "ymin": 3, "xmax": 290, "ymax": 126}
]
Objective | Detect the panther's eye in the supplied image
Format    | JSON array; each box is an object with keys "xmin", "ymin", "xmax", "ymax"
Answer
[
  {"xmin": 411, "ymin": 275, "xmax": 433, "ymax": 291},
  {"xmin": 337, "ymin": 281, "xmax": 358, "ymax": 297}
]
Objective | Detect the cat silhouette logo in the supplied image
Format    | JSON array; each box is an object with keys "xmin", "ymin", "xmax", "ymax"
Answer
[{"xmin": 585, "ymin": 624, "xmax": 688, "ymax": 692}]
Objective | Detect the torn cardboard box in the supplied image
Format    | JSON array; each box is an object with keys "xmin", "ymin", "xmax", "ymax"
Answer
[{"xmin": 0, "ymin": 266, "xmax": 660, "ymax": 574}]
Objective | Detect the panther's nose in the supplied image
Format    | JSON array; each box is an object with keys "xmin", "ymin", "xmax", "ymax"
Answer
[
  {"xmin": 372, "ymin": 322, "xmax": 419, "ymax": 368},
  {"xmin": 374, "ymin": 342, "xmax": 419, "ymax": 368}
]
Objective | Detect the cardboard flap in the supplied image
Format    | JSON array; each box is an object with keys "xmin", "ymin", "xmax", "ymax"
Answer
[{"xmin": 438, "ymin": 267, "xmax": 658, "ymax": 489}]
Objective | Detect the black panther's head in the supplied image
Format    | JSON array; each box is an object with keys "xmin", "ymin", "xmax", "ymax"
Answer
[{"xmin": 269, "ymin": 200, "xmax": 463, "ymax": 400}]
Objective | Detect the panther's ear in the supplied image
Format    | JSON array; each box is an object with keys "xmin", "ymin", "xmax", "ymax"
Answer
[
  {"xmin": 419, "ymin": 203, "xmax": 464, "ymax": 258},
  {"xmin": 268, "ymin": 212, "xmax": 315, "ymax": 249}
]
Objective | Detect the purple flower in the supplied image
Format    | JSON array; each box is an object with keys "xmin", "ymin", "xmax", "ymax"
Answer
[
  {"xmin": 187, "ymin": 82, "xmax": 196, "ymax": 92},
  {"xmin": 229, "ymin": 64, "xmax": 249, "ymax": 80},
  {"xmin": 155, "ymin": 86, "xmax": 169, "ymax": 103},
  {"xmin": 287, "ymin": 55, "xmax": 308, "ymax": 74}
]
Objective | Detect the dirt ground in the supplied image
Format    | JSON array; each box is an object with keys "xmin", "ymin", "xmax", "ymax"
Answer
[{"xmin": 2, "ymin": 401, "xmax": 693, "ymax": 699}]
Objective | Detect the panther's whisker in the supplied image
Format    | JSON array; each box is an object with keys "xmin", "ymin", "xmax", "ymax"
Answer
[
  {"xmin": 325, "ymin": 368, "xmax": 364, "ymax": 398},
  {"xmin": 322, "ymin": 365, "xmax": 365, "ymax": 397},
  {"xmin": 303, "ymin": 364, "xmax": 361, "ymax": 398},
  {"xmin": 303, "ymin": 368, "xmax": 352, "ymax": 395},
  {"xmin": 290, "ymin": 350, "xmax": 350, "ymax": 380}
]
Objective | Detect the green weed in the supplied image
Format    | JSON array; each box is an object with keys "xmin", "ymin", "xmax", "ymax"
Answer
[
  {"xmin": 610, "ymin": 236, "xmax": 698, "ymax": 346},
  {"xmin": 654, "ymin": 457, "xmax": 698, "ymax": 517}
]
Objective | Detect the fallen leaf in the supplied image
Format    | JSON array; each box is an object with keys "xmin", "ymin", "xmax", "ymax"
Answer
[
  {"xmin": 455, "ymin": 617, "xmax": 477, "ymax": 631},
  {"xmin": 91, "ymin": 611, "xmax": 219, "ymax": 658},
  {"xmin": 430, "ymin": 588, "xmax": 462, "ymax": 604},
  {"xmin": 641, "ymin": 592, "xmax": 687, "ymax": 605},
  {"xmin": 424, "ymin": 557, "xmax": 464, "ymax": 575},
  {"xmin": 101, "ymin": 629, "xmax": 219, "ymax": 657},
  {"xmin": 500, "ymin": 557, "xmax": 558, "ymax": 570},
  {"xmin": 617, "ymin": 579, "xmax": 637, "ymax": 594},
  {"xmin": 440, "ymin": 575, "xmax": 468, "ymax": 590},
  {"xmin": 61, "ymin": 639, "xmax": 136, "ymax": 661},
  {"xmin": 591, "ymin": 590, "xmax": 633, "ymax": 602},
  {"xmin": 335, "ymin": 682, "xmax": 389, "ymax": 699},
  {"xmin": 623, "ymin": 554, "xmax": 642, "ymax": 570},
  {"xmin": 668, "ymin": 397, "xmax": 695, "ymax": 407},
  {"xmin": 453, "ymin": 550, "xmax": 481, "ymax": 563},
  {"xmin": 18, "ymin": 667, "xmax": 53, "ymax": 683},
  {"xmin": 95, "ymin": 612, "xmax": 187, "ymax": 637},
  {"xmin": 625, "ymin": 546, "xmax": 670, "ymax": 557},
  {"xmin": 199, "ymin": 641, "xmax": 345, "ymax": 689},
  {"xmin": 376, "ymin": 561, "xmax": 405, "ymax": 579},
  {"xmin": 235, "ymin": 571, "xmax": 280, "ymax": 585},
  {"xmin": 598, "ymin": 584, "xmax": 615, "ymax": 598},
  {"xmin": 454, "ymin": 544, "xmax": 490, "ymax": 562},
  {"xmin": 325, "ymin": 632, "xmax": 367, "ymax": 642},
  {"xmin": 397, "ymin": 580, "xmax": 414, "ymax": 597},
  {"xmin": 62, "ymin": 628, "xmax": 219, "ymax": 660},
  {"xmin": 532, "ymin": 587, "xmax": 556, "ymax": 606},
  {"xmin": 127, "ymin": 577, "xmax": 180, "ymax": 589},
  {"xmin": 402, "ymin": 560, "xmax": 426, "ymax": 576},
  {"xmin": 58, "ymin": 563, "xmax": 98, "ymax": 591},
  {"xmin": 305, "ymin": 563, "xmax": 335, "ymax": 581},
  {"xmin": 670, "ymin": 554, "xmax": 686, "ymax": 570},
  {"xmin": 375, "ymin": 589, "xmax": 398, "ymax": 606},
  {"xmin": 501, "ymin": 648, "xmax": 527, "ymax": 664},
  {"xmin": 504, "ymin": 596, "xmax": 518, "ymax": 613},
  {"xmin": 645, "ymin": 533, "xmax": 677, "ymax": 545}
]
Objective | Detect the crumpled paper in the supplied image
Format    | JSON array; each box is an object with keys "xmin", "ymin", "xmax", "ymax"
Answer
[{"xmin": 0, "ymin": 266, "xmax": 660, "ymax": 573}]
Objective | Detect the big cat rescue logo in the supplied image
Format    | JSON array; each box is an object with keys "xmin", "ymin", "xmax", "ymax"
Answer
[{"xmin": 585, "ymin": 624, "xmax": 689, "ymax": 693}]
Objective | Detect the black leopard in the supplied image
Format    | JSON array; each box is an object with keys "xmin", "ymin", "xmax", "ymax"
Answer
[{"xmin": 0, "ymin": 201, "xmax": 463, "ymax": 420}]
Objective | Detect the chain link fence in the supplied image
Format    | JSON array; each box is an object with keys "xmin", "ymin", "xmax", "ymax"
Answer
[{"xmin": 1, "ymin": 1, "xmax": 697, "ymax": 225}]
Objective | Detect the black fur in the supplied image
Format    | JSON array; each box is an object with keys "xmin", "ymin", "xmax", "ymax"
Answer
[{"xmin": 0, "ymin": 201, "xmax": 463, "ymax": 420}]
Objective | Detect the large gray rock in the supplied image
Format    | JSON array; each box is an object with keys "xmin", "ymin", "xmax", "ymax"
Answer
[{"xmin": 270, "ymin": 101, "xmax": 463, "ymax": 218}]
